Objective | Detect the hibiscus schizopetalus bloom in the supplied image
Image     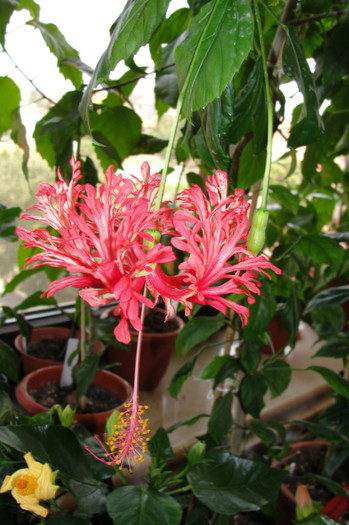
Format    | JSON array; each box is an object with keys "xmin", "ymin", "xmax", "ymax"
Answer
[
  {"xmin": 0, "ymin": 452, "xmax": 58, "ymax": 517},
  {"xmin": 16, "ymin": 160, "xmax": 280, "ymax": 470}
]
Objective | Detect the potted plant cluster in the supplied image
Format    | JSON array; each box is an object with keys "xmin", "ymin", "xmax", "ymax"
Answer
[{"xmin": 0, "ymin": 0, "xmax": 348, "ymax": 524}]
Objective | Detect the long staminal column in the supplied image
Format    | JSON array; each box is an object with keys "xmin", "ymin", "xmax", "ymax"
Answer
[{"xmin": 86, "ymin": 293, "xmax": 151, "ymax": 471}]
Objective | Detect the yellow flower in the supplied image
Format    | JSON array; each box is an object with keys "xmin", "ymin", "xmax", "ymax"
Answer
[{"xmin": 0, "ymin": 452, "xmax": 59, "ymax": 517}]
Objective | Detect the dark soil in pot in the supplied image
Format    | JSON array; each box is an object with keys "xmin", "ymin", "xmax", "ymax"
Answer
[
  {"xmin": 30, "ymin": 381, "xmax": 123, "ymax": 414},
  {"xmin": 282, "ymin": 444, "xmax": 349, "ymax": 522},
  {"xmin": 26, "ymin": 338, "xmax": 67, "ymax": 361},
  {"xmin": 134, "ymin": 308, "xmax": 179, "ymax": 333},
  {"xmin": 231, "ymin": 511, "xmax": 274, "ymax": 524}
]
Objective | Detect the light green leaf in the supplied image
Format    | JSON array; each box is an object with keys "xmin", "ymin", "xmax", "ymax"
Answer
[
  {"xmin": 269, "ymin": 185, "xmax": 300, "ymax": 216},
  {"xmin": 106, "ymin": 486, "xmax": 182, "ymax": 525},
  {"xmin": 238, "ymin": 141, "xmax": 266, "ymax": 189},
  {"xmin": 27, "ymin": 20, "xmax": 82, "ymax": 88},
  {"xmin": 80, "ymin": 0, "xmax": 170, "ymax": 128},
  {"xmin": 0, "ymin": 0, "xmax": 18, "ymax": 47},
  {"xmin": 0, "ymin": 77, "xmax": 20, "ymax": 137},
  {"xmin": 175, "ymin": 0, "xmax": 253, "ymax": 118},
  {"xmin": 18, "ymin": 0, "xmax": 40, "ymax": 18}
]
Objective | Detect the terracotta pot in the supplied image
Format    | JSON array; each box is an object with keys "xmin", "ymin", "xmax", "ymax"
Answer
[
  {"xmin": 260, "ymin": 317, "xmax": 301, "ymax": 355},
  {"xmin": 106, "ymin": 308, "xmax": 184, "ymax": 390},
  {"xmin": 14, "ymin": 326, "xmax": 104, "ymax": 375},
  {"xmin": 272, "ymin": 441, "xmax": 330, "ymax": 525},
  {"xmin": 15, "ymin": 365, "xmax": 133, "ymax": 435}
]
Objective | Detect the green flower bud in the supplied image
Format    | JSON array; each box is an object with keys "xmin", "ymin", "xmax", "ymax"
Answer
[{"xmin": 247, "ymin": 208, "xmax": 269, "ymax": 255}]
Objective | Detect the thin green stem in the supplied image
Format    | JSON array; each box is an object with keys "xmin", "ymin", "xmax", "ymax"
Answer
[
  {"xmin": 254, "ymin": 0, "xmax": 274, "ymax": 211},
  {"xmin": 258, "ymin": 0, "xmax": 289, "ymax": 32},
  {"xmin": 155, "ymin": 0, "xmax": 222, "ymax": 211},
  {"xmin": 166, "ymin": 484, "xmax": 192, "ymax": 496}
]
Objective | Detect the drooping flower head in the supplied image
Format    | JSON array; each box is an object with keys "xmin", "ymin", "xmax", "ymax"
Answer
[
  {"xmin": 0, "ymin": 452, "xmax": 59, "ymax": 517},
  {"xmin": 16, "ymin": 158, "xmax": 175, "ymax": 344}
]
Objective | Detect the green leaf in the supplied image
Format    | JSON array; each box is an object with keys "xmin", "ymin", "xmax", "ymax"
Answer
[
  {"xmin": 277, "ymin": 283, "xmax": 301, "ymax": 348},
  {"xmin": 305, "ymin": 285, "xmax": 349, "ymax": 313},
  {"xmin": 237, "ymin": 141, "xmax": 266, "ymax": 190},
  {"xmin": 0, "ymin": 0, "xmax": 18, "ymax": 47},
  {"xmin": 308, "ymin": 366, "xmax": 349, "ymax": 398},
  {"xmin": 75, "ymin": 354, "xmax": 100, "ymax": 399},
  {"xmin": 313, "ymin": 337, "xmax": 349, "ymax": 359},
  {"xmin": 175, "ymin": 0, "xmax": 253, "ymax": 119},
  {"xmin": 228, "ymin": 58, "xmax": 263, "ymax": 144},
  {"xmin": 169, "ymin": 349, "xmax": 202, "ymax": 399},
  {"xmin": 0, "ymin": 204, "xmax": 21, "ymax": 241},
  {"xmin": 241, "ymin": 340, "xmax": 261, "ymax": 374},
  {"xmin": 1, "ymin": 306, "xmax": 32, "ymax": 340},
  {"xmin": 13, "ymin": 290, "xmax": 57, "ymax": 311},
  {"xmin": 269, "ymin": 185, "xmax": 300, "ymax": 216},
  {"xmin": 188, "ymin": 451, "xmax": 287, "ymax": 514},
  {"xmin": 0, "ymin": 425, "xmax": 105, "ymax": 514},
  {"xmin": 261, "ymin": 359, "xmax": 292, "ymax": 399},
  {"xmin": 148, "ymin": 426, "xmax": 175, "ymax": 465},
  {"xmin": 283, "ymin": 27, "xmax": 323, "ymax": 148},
  {"xmin": 240, "ymin": 373, "xmax": 268, "ymax": 418},
  {"xmin": 149, "ymin": 7, "xmax": 191, "ymax": 67},
  {"xmin": 18, "ymin": 0, "xmax": 40, "ymax": 18},
  {"xmin": 323, "ymin": 19, "xmax": 349, "ymax": 86},
  {"xmin": 91, "ymin": 106, "xmax": 142, "ymax": 169},
  {"xmin": 199, "ymin": 81, "xmax": 234, "ymax": 171},
  {"xmin": 10, "ymin": 108, "xmax": 29, "ymax": 179},
  {"xmin": 106, "ymin": 486, "xmax": 182, "ymax": 525},
  {"xmin": 243, "ymin": 279, "xmax": 276, "ymax": 340},
  {"xmin": 80, "ymin": 0, "xmax": 170, "ymax": 127},
  {"xmin": 27, "ymin": 20, "xmax": 82, "ymax": 88},
  {"xmin": 0, "ymin": 77, "xmax": 20, "ymax": 137},
  {"xmin": 208, "ymin": 391, "xmax": 233, "ymax": 443},
  {"xmin": 300, "ymin": 516, "xmax": 340, "ymax": 525},
  {"xmin": 213, "ymin": 357, "xmax": 241, "ymax": 389},
  {"xmin": 175, "ymin": 313, "xmax": 225, "ymax": 357},
  {"xmin": 200, "ymin": 355, "xmax": 231, "ymax": 380},
  {"xmin": 0, "ymin": 339, "xmax": 20, "ymax": 382},
  {"xmin": 295, "ymin": 234, "xmax": 344, "ymax": 271}
]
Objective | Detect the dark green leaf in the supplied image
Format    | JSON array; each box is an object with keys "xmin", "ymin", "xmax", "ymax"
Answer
[
  {"xmin": 208, "ymin": 391, "xmax": 233, "ymax": 443},
  {"xmin": 305, "ymin": 285, "xmax": 349, "ymax": 313},
  {"xmin": 10, "ymin": 108, "xmax": 29, "ymax": 179},
  {"xmin": 308, "ymin": 366, "xmax": 349, "ymax": 398},
  {"xmin": 240, "ymin": 373, "xmax": 268, "ymax": 418},
  {"xmin": 91, "ymin": 106, "xmax": 142, "ymax": 169},
  {"xmin": 133, "ymin": 134, "xmax": 168, "ymax": 155},
  {"xmin": 269, "ymin": 185, "xmax": 300, "ymax": 216},
  {"xmin": 200, "ymin": 81, "xmax": 234, "ymax": 171},
  {"xmin": 311, "ymin": 306, "xmax": 345, "ymax": 340},
  {"xmin": 188, "ymin": 451, "xmax": 287, "ymax": 514},
  {"xmin": 155, "ymin": 34, "xmax": 183, "ymax": 108},
  {"xmin": 169, "ymin": 349, "xmax": 202, "ymax": 399},
  {"xmin": 243, "ymin": 279, "xmax": 276, "ymax": 340},
  {"xmin": 149, "ymin": 7, "xmax": 191, "ymax": 67},
  {"xmin": 0, "ymin": 204, "xmax": 21, "ymax": 241},
  {"xmin": 27, "ymin": 20, "xmax": 82, "ymax": 88},
  {"xmin": 261, "ymin": 359, "xmax": 292, "ymax": 399},
  {"xmin": 248, "ymin": 421, "xmax": 278, "ymax": 447},
  {"xmin": 0, "ymin": 425, "xmax": 105, "ymax": 514},
  {"xmin": 200, "ymin": 355, "xmax": 231, "ymax": 380},
  {"xmin": 175, "ymin": 0, "xmax": 253, "ymax": 118},
  {"xmin": 213, "ymin": 357, "xmax": 241, "ymax": 389},
  {"xmin": 106, "ymin": 486, "xmax": 182, "ymax": 525},
  {"xmin": 323, "ymin": 19, "xmax": 349, "ymax": 86},
  {"xmin": 283, "ymin": 27, "xmax": 323, "ymax": 148},
  {"xmin": 186, "ymin": 171, "xmax": 205, "ymax": 191},
  {"xmin": 75, "ymin": 354, "xmax": 100, "ymax": 399},
  {"xmin": 80, "ymin": 0, "xmax": 170, "ymax": 127},
  {"xmin": 175, "ymin": 314, "xmax": 225, "ymax": 357},
  {"xmin": 0, "ymin": 340, "xmax": 20, "ymax": 382},
  {"xmin": 228, "ymin": 58, "xmax": 263, "ymax": 144},
  {"xmin": 313, "ymin": 337, "xmax": 349, "ymax": 359},
  {"xmin": 0, "ymin": 0, "xmax": 18, "ymax": 47},
  {"xmin": 238, "ymin": 141, "xmax": 266, "ymax": 190},
  {"xmin": 241, "ymin": 340, "xmax": 261, "ymax": 374},
  {"xmin": 295, "ymin": 235, "xmax": 344, "ymax": 271},
  {"xmin": 148, "ymin": 426, "xmax": 175, "ymax": 464},
  {"xmin": 1, "ymin": 306, "xmax": 32, "ymax": 340},
  {"xmin": 0, "ymin": 76, "xmax": 20, "ymax": 137},
  {"xmin": 166, "ymin": 413, "xmax": 209, "ymax": 434},
  {"xmin": 277, "ymin": 283, "xmax": 301, "ymax": 348},
  {"xmin": 300, "ymin": 420, "xmax": 349, "ymax": 445}
]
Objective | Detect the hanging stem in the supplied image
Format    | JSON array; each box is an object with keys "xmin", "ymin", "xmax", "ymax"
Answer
[
  {"xmin": 133, "ymin": 289, "xmax": 147, "ymax": 401},
  {"xmin": 253, "ymin": 0, "xmax": 274, "ymax": 211}
]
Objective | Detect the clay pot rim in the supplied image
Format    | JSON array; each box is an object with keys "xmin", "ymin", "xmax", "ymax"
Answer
[{"xmin": 16, "ymin": 364, "xmax": 133, "ymax": 417}]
